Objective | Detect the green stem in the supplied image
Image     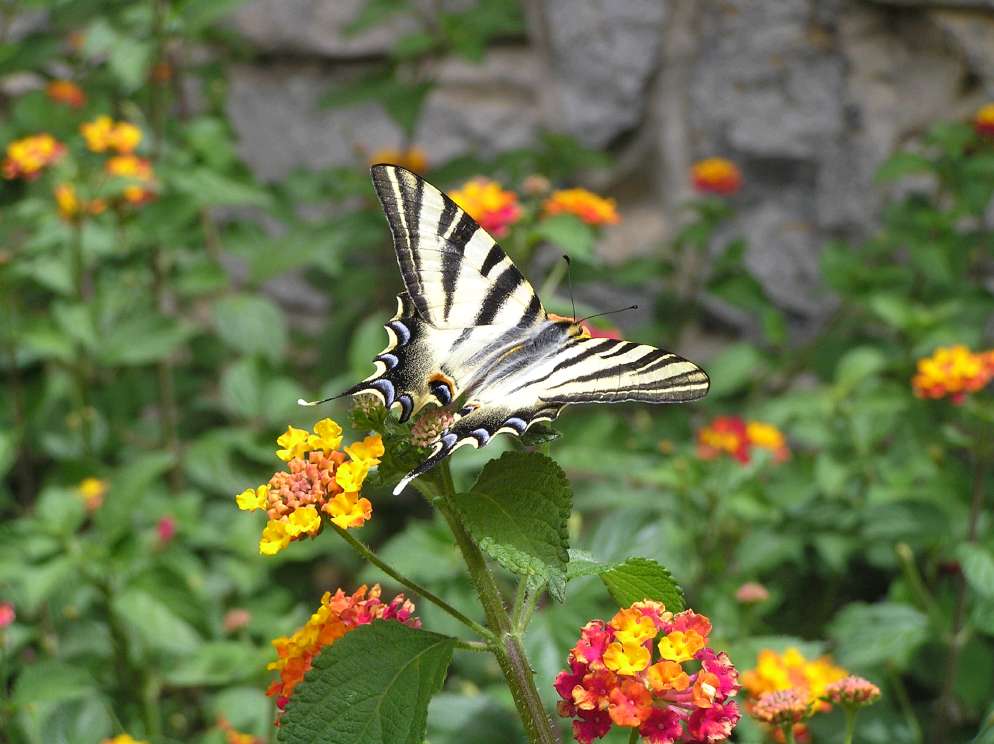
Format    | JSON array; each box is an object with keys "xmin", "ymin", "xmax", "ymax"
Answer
[
  {"xmin": 889, "ymin": 666, "xmax": 922, "ymax": 744},
  {"xmin": 843, "ymin": 707, "xmax": 857, "ymax": 744},
  {"xmin": 540, "ymin": 259, "xmax": 568, "ymax": 304},
  {"xmin": 329, "ymin": 522, "xmax": 494, "ymax": 642},
  {"xmin": 69, "ymin": 222, "xmax": 93, "ymax": 455},
  {"xmin": 781, "ymin": 723, "xmax": 796, "ymax": 744},
  {"xmin": 418, "ymin": 464, "xmax": 561, "ymax": 744},
  {"xmin": 627, "ymin": 727, "xmax": 640, "ymax": 744},
  {"xmin": 453, "ymin": 639, "xmax": 490, "ymax": 653},
  {"xmin": 934, "ymin": 445, "xmax": 986, "ymax": 742},
  {"xmin": 894, "ymin": 543, "xmax": 943, "ymax": 629},
  {"xmin": 511, "ymin": 578, "xmax": 528, "ymax": 630}
]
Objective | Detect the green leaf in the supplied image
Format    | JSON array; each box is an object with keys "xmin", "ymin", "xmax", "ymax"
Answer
[
  {"xmin": 875, "ymin": 152, "xmax": 933, "ymax": 183},
  {"xmin": 705, "ymin": 342, "xmax": 762, "ymax": 398},
  {"xmin": 112, "ymin": 588, "xmax": 202, "ymax": 657},
  {"xmin": 181, "ymin": 0, "xmax": 253, "ymax": 31},
  {"xmin": 451, "ymin": 452, "xmax": 571, "ymax": 600},
  {"xmin": 278, "ymin": 622, "xmax": 454, "ymax": 744},
  {"xmin": 959, "ymin": 544, "xmax": 994, "ymax": 601},
  {"xmin": 599, "ymin": 557, "xmax": 685, "ymax": 612},
  {"xmin": 168, "ymin": 167, "xmax": 273, "ymax": 208},
  {"xmin": 212, "ymin": 294, "xmax": 287, "ymax": 362},
  {"xmin": 828, "ymin": 601, "xmax": 928, "ymax": 670},
  {"xmin": 97, "ymin": 314, "xmax": 194, "ymax": 366},
  {"xmin": 13, "ymin": 661, "xmax": 97, "ymax": 705},
  {"xmin": 834, "ymin": 346, "xmax": 887, "ymax": 393},
  {"xmin": 165, "ymin": 642, "xmax": 269, "ymax": 686},
  {"xmin": 533, "ymin": 214, "xmax": 596, "ymax": 263}
]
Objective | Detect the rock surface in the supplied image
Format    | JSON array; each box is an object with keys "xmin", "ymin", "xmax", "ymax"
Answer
[{"xmin": 222, "ymin": 0, "xmax": 994, "ymax": 326}]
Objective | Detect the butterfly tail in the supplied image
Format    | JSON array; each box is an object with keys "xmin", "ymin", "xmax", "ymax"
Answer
[{"xmin": 392, "ymin": 434, "xmax": 462, "ymax": 495}]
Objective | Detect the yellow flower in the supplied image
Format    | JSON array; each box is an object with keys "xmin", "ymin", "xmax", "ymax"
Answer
[
  {"xmin": 236, "ymin": 485, "xmax": 268, "ymax": 511},
  {"xmin": 543, "ymin": 188, "xmax": 619, "ymax": 225},
  {"xmin": 975, "ymin": 103, "xmax": 994, "ymax": 137},
  {"xmin": 603, "ymin": 640, "xmax": 651, "ymax": 675},
  {"xmin": 691, "ymin": 157, "xmax": 742, "ymax": 195},
  {"xmin": 77, "ymin": 477, "xmax": 107, "ymax": 511},
  {"xmin": 912, "ymin": 345, "xmax": 994, "ymax": 403},
  {"xmin": 81, "ymin": 116, "xmax": 142, "ymax": 154},
  {"xmin": 369, "ymin": 147, "xmax": 428, "ymax": 174},
  {"xmin": 324, "ymin": 492, "xmax": 373, "ymax": 529},
  {"xmin": 259, "ymin": 519, "xmax": 291, "ymax": 555},
  {"xmin": 746, "ymin": 421, "xmax": 790, "ymax": 462},
  {"xmin": 102, "ymin": 736, "xmax": 148, "ymax": 744},
  {"xmin": 742, "ymin": 647, "xmax": 847, "ymax": 706},
  {"xmin": 657, "ymin": 629, "xmax": 705, "ymax": 663},
  {"xmin": 2, "ymin": 134, "xmax": 66, "ymax": 180},
  {"xmin": 335, "ymin": 460, "xmax": 369, "ymax": 492},
  {"xmin": 645, "ymin": 660, "xmax": 690, "ymax": 692},
  {"xmin": 344, "ymin": 434, "xmax": 384, "ymax": 465},
  {"xmin": 609, "ymin": 607, "xmax": 657, "ymax": 645},
  {"xmin": 307, "ymin": 418, "xmax": 343, "ymax": 452},
  {"xmin": 54, "ymin": 183, "xmax": 79, "ymax": 219},
  {"xmin": 285, "ymin": 504, "xmax": 321, "ymax": 537},
  {"xmin": 276, "ymin": 425, "xmax": 310, "ymax": 461}
]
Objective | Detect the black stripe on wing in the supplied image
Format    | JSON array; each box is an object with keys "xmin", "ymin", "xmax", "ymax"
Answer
[{"xmin": 537, "ymin": 339, "xmax": 710, "ymax": 405}]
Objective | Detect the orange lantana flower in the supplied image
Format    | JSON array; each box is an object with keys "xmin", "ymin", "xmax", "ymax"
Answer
[
  {"xmin": 46, "ymin": 80, "xmax": 86, "ymax": 108},
  {"xmin": 691, "ymin": 158, "xmax": 742, "ymax": 195},
  {"xmin": 449, "ymin": 178, "xmax": 521, "ymax": 237},
  {"xmin": 912, "ymin": 345, "xmax": 994, "ymax": 403},
  {"xmin": 544, "ymin": 188, "xmax": 620, "ymax": 226},
  {"xmin": 975, "ymin": 103, "xmax": 994, "ymax": 137},
  {"xmin": 2, "ymin": 134, "xmax": 66, "ymax": 180}
]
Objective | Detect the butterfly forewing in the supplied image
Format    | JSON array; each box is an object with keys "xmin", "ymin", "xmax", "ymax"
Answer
[{"xmin": 353, "ymin": 165, "xmax": 710, "ymax": 492}]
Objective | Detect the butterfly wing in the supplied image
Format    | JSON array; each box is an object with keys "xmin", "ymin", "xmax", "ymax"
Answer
[
  {"xmin": 392, "ymin": 337, "xmax": 709, "ymax": 493},
  {"xmin": 370, "ymin": 164, "xmax": 545, "ymax": 329}
]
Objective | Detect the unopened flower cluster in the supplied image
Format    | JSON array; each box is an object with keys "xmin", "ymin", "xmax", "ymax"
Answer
[
  {"xmin": 554, "ymin": 600, "xmax": 740, "ymax": 743},
  {"xmin": 236, "ymin": 418, "xmax": 383, "ymax": 555},
  {"xmin": 697, "ymin": 417, "xmax": 790, "ymax": 464},
  {"xmin": 266, "ymin": 584, "xmax": 419, "ymax": 713},
  {"xmin": 912, "ymin": 345, "xmax": 994, "ymax": 403}
]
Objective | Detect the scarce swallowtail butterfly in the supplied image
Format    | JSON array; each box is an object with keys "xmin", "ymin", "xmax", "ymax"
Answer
[{"xmin": 339, "ymin": 165, "xmax": 710, "ymax": 494}]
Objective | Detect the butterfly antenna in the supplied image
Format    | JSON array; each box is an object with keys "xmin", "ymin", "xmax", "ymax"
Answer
[
  {"xmin": 578, "ymin": 305, "xmax": 639, "ymax": 324},
  {"xmin": 563, "ymin": 255, "xmax": 577, "ymax": 322},
  {"xmin": 297, "ymin": 391, "xmax": 351, "ymax": 407}
]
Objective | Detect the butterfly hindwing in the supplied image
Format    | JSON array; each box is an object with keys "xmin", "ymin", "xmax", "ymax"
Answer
[{"xmin": 371, "ymin": 164, "xmax": 546, "ymax": 330}]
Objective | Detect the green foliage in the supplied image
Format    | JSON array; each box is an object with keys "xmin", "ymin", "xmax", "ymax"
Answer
[
  {"xmin": 453, "ymin": 452, "xmax": 571, "ymax": 601},
  {"xmin": 277, "ymin": 622, "xmax": 454, "ymax": 744}
]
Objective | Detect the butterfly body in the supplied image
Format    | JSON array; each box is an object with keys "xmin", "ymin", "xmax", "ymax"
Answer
[{"xmin": 344, "ymin": 165, "xmax": 710, "ymax": 493}]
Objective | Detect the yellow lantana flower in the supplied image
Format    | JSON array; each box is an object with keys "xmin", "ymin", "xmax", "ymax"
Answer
[
  {"xmin": 609, "ymin": 607, "xmax": 658, "ymax": 645},
  {"xmin": 308, "ymin": 418, "xmax": 343, "ymax": 452},
  {"xmin": 324, "ymin": 492, "xmax": 372, "ymax": 529},
  {"xmin": 335, "ymin": 461, "xmax": 369, "ymax": 492},
  {"xmin": 603, "ymin": 640, "xmax": 651, "ymax": 675},
  {"xmin": 259, "ymin": 519, "xmax": 291, "ymax": 555},
  {"xmin": 236, "ymin": 485, "xmax": 268, "ymax": 511},
  {"xmin": 285, "ymin": 505, "xmax": 321, "ymax": 536},
  {"xmin": 344, "ymin": 434, "xmax": 384, "ymax": 465},
  {"xmin": 657, "ymin": 630, "xmax": 705, "ymax": 663},
  {"xmin": 276, "ymin": 426, "xmax": 310, "ymax": 462}
]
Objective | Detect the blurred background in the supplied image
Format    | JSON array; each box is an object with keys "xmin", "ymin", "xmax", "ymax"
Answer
[{"xmin": 1, "ymin": 1, "xmax": 993, "ymax": 743}]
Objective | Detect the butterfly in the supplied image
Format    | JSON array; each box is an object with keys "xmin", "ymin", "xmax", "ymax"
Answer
[{"xmin": 340, "ymin": 165, "xmax": 710, "ymax": 494}]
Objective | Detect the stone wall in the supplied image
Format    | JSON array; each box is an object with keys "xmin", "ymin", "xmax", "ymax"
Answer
[{"xmin": 227, "ymin": 0, "xmax": 994, "ymax": 326}]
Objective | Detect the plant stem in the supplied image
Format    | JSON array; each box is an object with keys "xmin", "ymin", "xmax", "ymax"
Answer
[
  {"xmin": 781, "ymin": 723, "xmax": 796, "ymax": 744},
  {"xmin": 418, "ymin": 464, "xmax": 562, "ymax": 744},
  {"xmin": 627, "ymin": 727, "xmax": 639, "ymax": 744},
  {"xmin": 934, "ymin": 445, "xmax": 986, "ymax": 742},
  {"xmin": 328, "ymin": 522, "xmax": 494, "ymax": 642},
  {"xmin": 889, "ymin": 666, "xmax": 922, "ymax": 744},
  {"xmin": 843, "ymin": 708, "xmax": 857, "ymax": 744},
  {"xmin": 511, "ymin": 578, "xmax": 528, "ymax": 630},
  {"xmin": 70, "ymin": 222, "xmax": 93, "ymax": 455},
  {"xmin": 454, "ymin": 639, "xmax": 491, "ymax": 653}
]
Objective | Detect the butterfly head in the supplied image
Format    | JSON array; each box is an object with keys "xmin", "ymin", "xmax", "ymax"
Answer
[{"xmin": 547, "ymin": 313, "xmax": 592, "ymax": 340}]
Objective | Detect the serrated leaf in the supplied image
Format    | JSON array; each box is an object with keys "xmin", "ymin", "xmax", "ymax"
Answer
[
  {"xmin": 278, "ymin": 622, "xmax": 454, "ymax": 744},
  {"xmin": 959, "ymin": 544, "xmax": 994, "ymax": 600},
  {"xmin": 828, "ymin": 601, "xmax": 928, "ymax": 670},
  {"xmin": 451, "ymin": 452, "xmax": 571, "ymax": 595},
  {"xmin": 599, "ymin": 557, "xmax": 685, "ymax": 611}
]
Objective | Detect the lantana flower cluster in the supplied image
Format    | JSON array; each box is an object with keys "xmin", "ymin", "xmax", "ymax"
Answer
[
  {"xmin": 742, "ymin": 647, "xmax": 847, "ymax": 740},
  {"xmin": 697, "ymin": 417, "xmax": 790, "ymax": 464},
  {"xmin": 975, "ymin": 103, "xmax": 994, "ymax": 137},
  {"xmin": 236, "ymin": 418, "xmax": 383, "ymax": 555},
  {"xmin": 46, "ymin": 79, "xmax": 86, "ymax": 108},
  {"xmin": 2, "ymin": 134, "xmax": 65, "ymax": 179},
  {"xmin": 554, "ymin": 601, "xmax": 740, "ymax": 743},
  {"xmin": 911, "ymin": 345, "xmax": 994, "ymax": 403},
  {"xmin": 690, "ymin": 158, "xmax": 742, "ymax": 196},
  {"xmin": 448, "ymin": 176, "xmax": 621, "ymax": 238},
  {"xmin": 266, "ymin": 584, "xmax": 419, "ymax": 713}
]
